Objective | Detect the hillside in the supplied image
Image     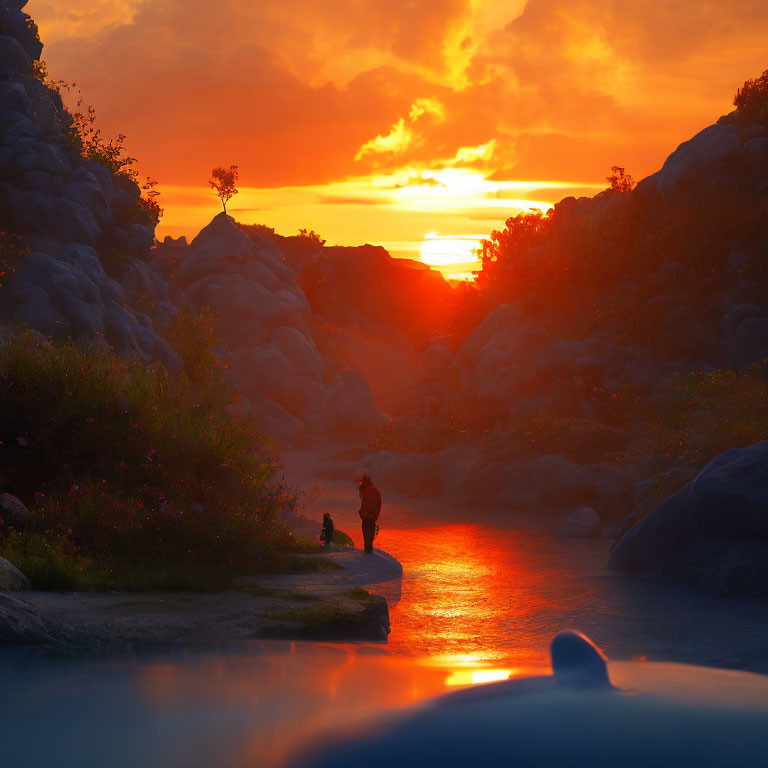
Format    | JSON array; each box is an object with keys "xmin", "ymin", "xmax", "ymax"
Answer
[{"xmin": 2, "ymin": 2, "xmax": 768, "ymax": 554}]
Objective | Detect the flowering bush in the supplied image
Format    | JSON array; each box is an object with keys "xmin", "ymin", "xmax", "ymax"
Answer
[{"xmin": 0, "ymin": 332, "xmax": 299, "ymax": 590}]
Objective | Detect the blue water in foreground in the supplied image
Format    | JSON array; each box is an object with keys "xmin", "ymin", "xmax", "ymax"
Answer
[{"xmin": 3, "ymin": 510, "xmax": 768, "ymax": 768}]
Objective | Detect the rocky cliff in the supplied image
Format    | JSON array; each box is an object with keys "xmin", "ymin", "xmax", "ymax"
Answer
[{"xmin": 0, "ymin": 0, "xmax": 178, "ymax": 369}]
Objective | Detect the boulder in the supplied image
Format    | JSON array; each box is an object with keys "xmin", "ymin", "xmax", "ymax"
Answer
[
  {"xmin": 527, "ymin": 454, "xmax": 597, "ymax": 508},
  {"xmin": 0, "ymin": 592, "xmax": 52, "ymax": 645},
  {"xmin": 174, "ymin": 214, "xmax": 384, "ymax": 442},
  {"xmin": 558, "ymin": 507, "xmax": 601, "ymax": 538},
  {"xmin": 655, "ymin": 123, "xmax": 749, "ymax": 206},
  {"xmin": 0, "ymin": 492, "xmax": 28, "ymax": 529},
  {"xmin": 0, "ymin": 556, "xmax": 30, "ymax": 590},
  {"xmin": 609, "ymin": 441, "xmax": 768, "ymax": 594},
  {"xmin": 730, "ymin": 315, "xmax": 768, "ymax": 369},
  {"xmin": 685, "ymin": 441, "xmax": 768, "ymax": 540}
]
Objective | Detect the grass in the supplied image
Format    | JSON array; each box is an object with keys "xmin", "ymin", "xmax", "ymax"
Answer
[
  {"xmin": 346, "ymin": 587, "xmax": 374, "ymax": 602},
  {"xmin": 280, "ymin": 555, "xmax": 344, "ymax": 573},
  {"xmin": 265, "ymin": 601, "xmax": 364, "ymax": 636},
  {"xmin": 237, "ymin": 584, "xmax": 320, "ymax": 602}
]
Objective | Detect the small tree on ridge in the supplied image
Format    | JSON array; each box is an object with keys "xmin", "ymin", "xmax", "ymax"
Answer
[
  {"xmin": 607, "ymin": 166, "xmax": 635, "ymax": 193},
  {"xmin": 209, "ymin": 165, "xmax": 239, "ymax": 214}
]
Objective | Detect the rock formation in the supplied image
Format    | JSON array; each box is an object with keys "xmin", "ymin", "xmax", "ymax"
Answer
[
  {"xmin": 609, "ymin": 440, "xmax": 768, "ymax": 595},
  {"xmin": 174, "ymin": 214, "xmax": 382, "ymax": 443},
  {"xmin": 0, "ymin": 1, "xmax": 179, "ymax": 370}
]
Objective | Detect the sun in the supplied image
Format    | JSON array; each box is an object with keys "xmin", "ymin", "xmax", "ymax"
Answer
[{"xmin": 420, "ymin": 233, "xmax": 483, "ymax": 279}]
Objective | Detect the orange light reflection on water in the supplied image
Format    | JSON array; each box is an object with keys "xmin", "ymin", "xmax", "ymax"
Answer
[
  {"xmin": 136, "ymin": 520, "xmax": 600, "ymax": 766},
  {"xmin": 370, "ymin": 523, "xmax": 582, "ymax": 670}
]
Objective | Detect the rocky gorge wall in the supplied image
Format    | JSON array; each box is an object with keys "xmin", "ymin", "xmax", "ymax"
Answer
[{"xmin": 0, "ymin": 1, "xmax": 179, "ymax": 369}]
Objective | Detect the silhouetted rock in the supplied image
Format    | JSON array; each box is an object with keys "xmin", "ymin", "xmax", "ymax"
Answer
[
  {"xmin": 609, "ymin": 441, "xmax": 768, "ymax": 595},
  {"xmin": 175, "ymin": 214, "xmax": 383, "ymax": 442},
  {"xmin": 559, "ymin": 507, "xmax": 601, "ymax": 538},
  {"xmin": 0, "ymin": 557, "xmax": 29, "ymax": 590},
  {"xmin": 0, "ymin": 492, "xmax": 28, "ymax": 528}
]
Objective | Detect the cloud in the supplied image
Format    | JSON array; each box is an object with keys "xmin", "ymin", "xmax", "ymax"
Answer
[
  {"xmin": 32, "ymin": 0, "xmax": 768, "ymax": 195},
  {"xmin": 451, "ymin": 140, "xmax": 496, "ymax": 165},
  {"xmin": 318, "ymin": 195, "xmax": 384, "ymax": 206},
  {"xmin": 355, "ymin": 118, "xmax": 413, "ymax": 160}
]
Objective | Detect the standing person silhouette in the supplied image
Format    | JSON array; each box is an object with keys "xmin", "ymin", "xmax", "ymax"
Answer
[{"xmin": 357, "ymin": 474, "xmax": 381, "ymax": 554}]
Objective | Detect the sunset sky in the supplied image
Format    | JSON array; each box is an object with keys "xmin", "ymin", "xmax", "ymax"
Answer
[{"xmin": 29, "ymin": 0, "xmax": 768, "ymax": 274}]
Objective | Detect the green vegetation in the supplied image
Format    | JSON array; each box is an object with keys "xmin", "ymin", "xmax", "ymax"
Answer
[
  {"xmin": 66, "ymin": 93, "xmax": 162, "ymax": 228},
  {"xmin": 346, "ymin": 587, "xmax": 374, "ymax": 602},
  {"xmin": 265, "ymin": 601, "xmax": 364, "ymax": 636},
  {"xmin": 0, "ymin": 331, "xmax": 304, "ymax": 591},
  {"xmin": 209, "ymin": 166, "xmax": 239, "ymax": 215},
  {"xmin": 734, "ymin": 68, "xmax": 768, "ymax": 125},
  {"xmin": 606, "ymin": 166, "xmax": 635, "ymax": 193},
  {"xmin": 280, "ymin": 555, "xmax": 344, "ymax": 572},
  {"xmin": 237, "ymin": 585, "xmax": 320, "ymax": 601},
  {"xmin": 639, "ymin": 362, "xmax": 768, "ymax": 469}
]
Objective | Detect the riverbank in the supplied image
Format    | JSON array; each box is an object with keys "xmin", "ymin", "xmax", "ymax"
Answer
[
  {"xmin": 0, "ymin": 548, "xmax": 403, "ymax": 651},
  {"xmin": 283, "ymin": 457, "xmax": 768, "ymax": 675}
]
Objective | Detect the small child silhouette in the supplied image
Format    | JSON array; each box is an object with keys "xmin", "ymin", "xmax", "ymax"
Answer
[{"xmin": 320, "ymin": 512, "xmax": 334, "ymax": 549}]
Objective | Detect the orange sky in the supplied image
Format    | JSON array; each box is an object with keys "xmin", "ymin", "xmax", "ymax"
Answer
[{"xmin": 29, "ymin": 0, "xmax": 768, "ymax": 272}]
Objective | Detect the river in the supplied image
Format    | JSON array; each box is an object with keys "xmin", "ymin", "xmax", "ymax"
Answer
[{"xmin": 2, "ymin": 474, "xmax": 768, "ymax": 768}]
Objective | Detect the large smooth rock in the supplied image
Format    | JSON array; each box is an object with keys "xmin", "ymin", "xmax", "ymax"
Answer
[
  {"xmin": 290, "ymin": 631, "xmax": 768, "ymax": 768},
  {"xmin": 0, "ymin": 493, "xmax": 29, "ymax": 529},
  {"xmin": 608, "ymin": 485, "xmax": 689, "ymax": 573},
  {"xmin": 609, "ymin": 441, "xmax": 768, "ymax": 594},
  {"xmin": 0, "ymin": 592, "xmax": 52, "ymax": 645},
  {"xmin": 0, "ymin": 557, "xmax": 30, "ymax": 590},
  {"xmin": 685, "ymin": 441, "xmax": 768, "ymax": 540}
]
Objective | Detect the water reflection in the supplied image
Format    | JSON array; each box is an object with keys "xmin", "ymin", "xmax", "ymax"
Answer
[
  {"xmin": 1, "ymin": 521, "xmax": 609, "ymax": 768},
  {"xmin": 371, "ymin": 523, "xmax": 597, "ymax": 668}
]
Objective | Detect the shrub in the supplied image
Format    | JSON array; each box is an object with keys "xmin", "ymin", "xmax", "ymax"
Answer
[
  {"xmin": 640, "ymin": 362, "xmax": 768, "ymax": 469},
  {"xmin": 734, "ymin": 69, "xmax": 768, "ymax": 125},
  {"xmin": 370, "ymin": 403, "xmax": 495, "ymax": 454},
  {"xmin": 474, "ymin": 210, "xmax": 552, "ymax": 306},
  {"xmin": 297, "ymin": 228, "xmax": 326, "ymax": 248},
  {"xmin": 606, "ymin": 165, "xmax": 635, "ymax": 193},
  {"xmin": 67, "ymin": 95, "xmax": 162, "ymax": 228},
  {"xmin": 0, "ymin": 332, "xmax": 299, "ymax": 590}
]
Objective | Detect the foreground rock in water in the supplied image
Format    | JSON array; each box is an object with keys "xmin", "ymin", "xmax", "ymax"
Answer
[
  {"xmin": 609, "ymin": 440, "xmax": 768, "ymax": 595},
  {"xmin": 0, "ymin": 592, "xmax": 53, "ymax": 645}
]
